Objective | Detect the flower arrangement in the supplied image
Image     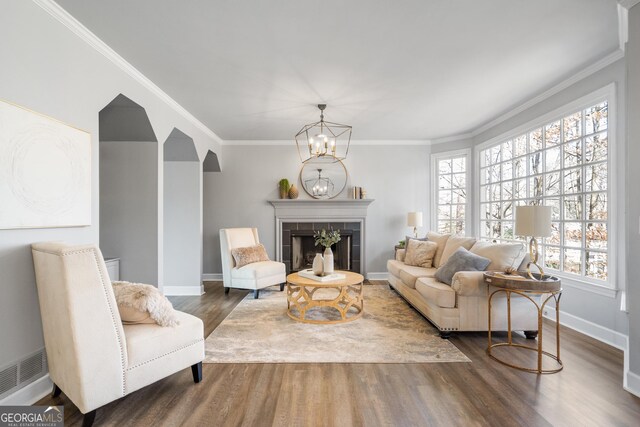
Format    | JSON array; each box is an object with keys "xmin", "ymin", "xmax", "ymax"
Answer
[{"xmin": 314, "ymin": 228, "xmax": 341, "ymax": 249}]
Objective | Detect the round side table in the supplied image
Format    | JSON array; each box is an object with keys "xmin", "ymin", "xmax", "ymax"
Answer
[{"xmin": 484, "ymin": 271, "xmax": 563, "ymax": 374}]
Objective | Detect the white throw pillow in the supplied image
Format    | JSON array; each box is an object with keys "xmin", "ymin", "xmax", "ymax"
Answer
[
  {"xmin": 439, "ymin": 236, "xmax": 477, "ymax": 266},
  {"xmin": 469, "ymin": 241, "xmax": 526, "ymax": 272},
  {"xmin": 404, "ymin": 239, "xmax": 438, "ymax": 268},
  {"xmin": 112, "ymin": 281, "xmax": 179, "ymax": 327}
]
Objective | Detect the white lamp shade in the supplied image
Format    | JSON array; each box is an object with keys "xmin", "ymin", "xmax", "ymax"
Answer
[
  {"xmin": 407, "ymin": 212, "xmax": 423, "ymax": 227},
  {"xmin": 515, "ymin": 205, "xmax": 552, "ymax": 237}
]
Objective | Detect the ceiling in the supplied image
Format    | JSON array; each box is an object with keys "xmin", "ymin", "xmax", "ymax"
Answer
[{"xmin": 56, "ymin": 0, "xmax": 620, "ymax": 141}]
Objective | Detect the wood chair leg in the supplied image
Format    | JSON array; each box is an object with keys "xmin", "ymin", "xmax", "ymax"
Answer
[
  {"xmin": 51, "ymin": 383, "xmax": 62, "ymax": 398},
  {"xmin": 524, "ymin": 330, "xmax": 538, "ymax": 339},
  {"xmin": 82, "ymin": 410, "xmax": 96, "ymax": 427},
  {"xmin": 191, "ymin": 362, "xmax": 202, "ymax": 383},
  {"xmin": 254, "ymin": 289, "xmax": 260, "ymax": 299},
  {"xmin": 280, "ymin": 283, "xmax": 285, "ymax": 292},
  {"xmin": 224, "ymin": 287, "xmax": 230, "ymax": 294},
  {"xmin": 440, "ymin": 331, "xmax": 451, "ymax": 339}
]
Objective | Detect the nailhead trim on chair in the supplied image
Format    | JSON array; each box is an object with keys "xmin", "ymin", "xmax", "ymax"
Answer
[
  {"xmin": 51, "ymin": 248, "xmax": 129, "ymax": 396},
  {"xmin": 125, "ymin": 339, "xmax": 204, "ymax": 371}
]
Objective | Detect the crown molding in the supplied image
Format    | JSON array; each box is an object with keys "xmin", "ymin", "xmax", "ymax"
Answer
[
  {"xmin": 33, "ymin": 0, "xmax": 223, "ymax": 144},
  {"xmin": 618, "ymin": 0, "xmax": 640, "ymax": 9},
  {"xmin": 469, "ymin": 48, "xmax": 624, "ymax": 139},
  {"xmin": 222, "ymin": 139, "xmax": 431, "ymax": 146},
  {"xmin": 430, "ymin": 133, "xmax": 473, "ymax": 145}
]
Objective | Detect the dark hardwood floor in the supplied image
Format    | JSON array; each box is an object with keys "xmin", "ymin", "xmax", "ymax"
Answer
[{"xmin": 38, "ymin": 281, "xmax": 640, "ymax": 426}]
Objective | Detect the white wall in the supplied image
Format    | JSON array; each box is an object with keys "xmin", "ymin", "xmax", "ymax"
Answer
[
  {"xmin": 203, "ymin": 144, "xmax": 430, "ymax": 275},
  {"xmin": 0, "ymin": 0, "xmax": 220, "ymax": 375}
]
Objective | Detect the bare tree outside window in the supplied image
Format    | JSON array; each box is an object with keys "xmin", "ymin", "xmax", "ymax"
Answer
[
  {"xmin": 479, "ymin": 101, "xmax": 608, "ymax": 282},
  {"xmin": 436, "ymin": 155, "xmax": 467, "ymax": 235}
]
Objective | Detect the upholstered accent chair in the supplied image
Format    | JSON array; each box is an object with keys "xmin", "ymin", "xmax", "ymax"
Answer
[
  {"xmin": 219, "ymin": 228, "xmax": 286, "ymax": 298},
  {"xmin": 31, "ymin": 242, "xmax": 204, "ymax": 427}
]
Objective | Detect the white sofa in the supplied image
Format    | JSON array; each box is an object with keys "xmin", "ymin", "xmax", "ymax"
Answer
[
  {"xmin": 32, "ymin": 243, "xmax": 204, "ymax": 427},
  {"xmin": 387, "ymin": 232, "xmax": 539, "ymax": 338},
  {"xmin": 219, "ymin": 228, "xmax": 286, "ymax": 299}
]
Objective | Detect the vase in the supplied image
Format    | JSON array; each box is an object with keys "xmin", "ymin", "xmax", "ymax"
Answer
[
  {"xmin": 323, "ymin": 247, "xmax": 334, "ymax": 274},
  {"xmin": 279, "ymin": 188, "xmax": 288, "ymax": 199},
  {"xmin": 312, "ymin": 253, "xmax": 324, "ymax": 275},
  {"xmin": 288, "ymin": 184, "xmax": 299, "ymax": 199}
]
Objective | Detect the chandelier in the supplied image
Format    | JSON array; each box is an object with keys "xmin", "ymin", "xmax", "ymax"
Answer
[
  {"xmin": 295, "ymin": 104, "xmax": 352, "ymax": 162},
  {"xmin": 304, "ymin": 168, "xmax": 334, "ymax": 198}
]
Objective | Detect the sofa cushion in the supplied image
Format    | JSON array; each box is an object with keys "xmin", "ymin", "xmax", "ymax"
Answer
[
  {"xmin": 440, "ymin": 236, "xmax": 477, "ymax": 266},
  {"xmin": 469, "ymin": 241, "xmax": 526, "ymax": 272},
  {"xmin": 404, "ymin": 239, "xmax": 438, "ymax": 268},
  {"xmin": 399, "ymin": 265, "xmax": 438, "ymax": 288},
  {"xmin": 404, "ymin": 235, "xmax": 428, "ymax": 251},
  {"xmin": 426, "ymin": 231, "xmax": 451, "ymax": 268},
  {"xmin": 387, "ymin": 259, "xmax": 405, "ymax": 278},
  {"xmin": 435, "ymin": 247, "xmax": 491, "ymax": 285},
  {"xmin": 415, "ymin": 277, "xmax": 456, "ymax": 308}
]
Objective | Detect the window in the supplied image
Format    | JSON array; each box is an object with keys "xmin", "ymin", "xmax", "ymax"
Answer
[
  {"xmin": 478, "ymin": 101, "xmax": 609, "ymax": 283},
  {"xmin": 433, "ymin": 151, "xmax": 469, "ymax": 235}
]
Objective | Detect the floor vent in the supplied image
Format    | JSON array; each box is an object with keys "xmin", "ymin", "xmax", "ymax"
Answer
[{"xmin": 0, "ymin": 349, "xmax": 47, "ymax": 401}]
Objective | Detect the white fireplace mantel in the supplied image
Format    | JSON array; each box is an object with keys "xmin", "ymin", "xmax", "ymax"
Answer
[{"xmin": 269, "ymin": 199, "xmax": 374, "ymax": 274}]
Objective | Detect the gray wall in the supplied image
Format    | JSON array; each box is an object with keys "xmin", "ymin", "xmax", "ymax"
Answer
[
  {"xmin": 203, "ymin": 144, "xmax": 430, "ymax": 275},
  {"xmin": 471, "ymin": 59, "xmax": 629, "ymax": 335},
  {"xmin": 163, "ymin": 161, "xmax": 202, "ymax": 288},
  {"xmin": 100, "ymin": 141, "xmax": 159, "ymax": 285},
  {"xmin": 627, "ymin": 4, "xmax": 640, "ymax": 377},
  {"xmin": 0, "ymin": 1, "xmax": 220, "ymax": 373}
]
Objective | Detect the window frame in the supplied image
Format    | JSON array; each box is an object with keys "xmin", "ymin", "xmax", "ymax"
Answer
[
  {"xmin": 473, "ymin": 84, "xmax": 618, "ymax": 293},
  {"xmin": 431, "ymin": 148, "xmax": 472, "ymax": 236}
]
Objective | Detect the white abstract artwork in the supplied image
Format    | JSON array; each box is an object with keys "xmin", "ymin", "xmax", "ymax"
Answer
[{"xmin": 0, "ymin": 100, "xmax": 91, "ymax": 229}]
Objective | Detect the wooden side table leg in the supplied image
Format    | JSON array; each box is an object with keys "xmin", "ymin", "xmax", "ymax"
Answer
[
  {"xmin": 507, "ymin": 291, "xmax": 512, "ymax": 345},
  {"xmin": 487, "ymin": 291, "xmax": 494, "ymax": 355},
  {"xmin": 537, "ymin": 303, "xmax": 544, "ymax": 374},
  {"xmin": 556, "ymin": 294, "xmax": 561, "ymax": 363}
]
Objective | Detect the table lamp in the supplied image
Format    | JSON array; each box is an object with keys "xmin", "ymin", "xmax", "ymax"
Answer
[
  {"xmin": 515, "ymin": 205, "xmax": 552, "ymax": 280},
  {"xmin": 407, "ymin": 212, "xmax": 423, "ymax": 238}
]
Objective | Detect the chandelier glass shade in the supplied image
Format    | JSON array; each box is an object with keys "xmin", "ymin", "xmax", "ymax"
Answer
[{"xmin": 295, "ymin": 104, "xmax": 352, "ymax": 163}]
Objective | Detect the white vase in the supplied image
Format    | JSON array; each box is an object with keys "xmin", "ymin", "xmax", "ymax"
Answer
[
  {"xmin": 312, "ymin": 253, "xmax": 324, "ymax": 275},
  {"xmin": 323, "ymin": 247, "xmax": 334, "ymax": 274}
]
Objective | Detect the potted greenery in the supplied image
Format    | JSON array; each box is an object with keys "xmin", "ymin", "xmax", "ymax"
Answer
[
  {"xmin": 278, "ymin": 178, "xmax": 290, "ymax": 199},
  {"xmin": 314, "ymin": 228, "xmax": 341, "ymax": 274}
]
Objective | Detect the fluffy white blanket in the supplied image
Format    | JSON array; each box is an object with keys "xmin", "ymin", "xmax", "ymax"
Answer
[{"xmin": 112, "ymin": 281, "xmax": 179, "ymax": 327}]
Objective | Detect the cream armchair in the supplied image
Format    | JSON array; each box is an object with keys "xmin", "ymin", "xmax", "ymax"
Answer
[
  {"xmin": 219, "ymin": 228, "xmax": 286, "ymax": 299},
  {"xmin": 31, "ymin": 242, "xmax": 204, "ymax": 427}
]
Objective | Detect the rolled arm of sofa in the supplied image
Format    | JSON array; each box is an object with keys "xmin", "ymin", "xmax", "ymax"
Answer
[
  {"xmin": 451, "ymin": 271, "xmax": 488, "ymax": 297},
  {"xmin": 395, "ymin": 249, "xmax": 406, "ymax": 262}
]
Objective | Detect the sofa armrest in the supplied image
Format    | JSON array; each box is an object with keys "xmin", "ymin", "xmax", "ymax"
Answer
[
  {"xmin": 450, "ymin": 271, "xmax": 488, "ymax": 297},
  {"xmin": 395, "ymin": 249, "xmax": 406, "ymax": 262}
]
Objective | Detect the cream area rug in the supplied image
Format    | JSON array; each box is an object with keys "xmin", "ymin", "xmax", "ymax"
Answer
[{"xmin": 204, "ymin": 284, "xmax": 470, "ymax": 363}]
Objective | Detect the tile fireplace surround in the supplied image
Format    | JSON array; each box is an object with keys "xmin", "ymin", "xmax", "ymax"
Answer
[{"xmin": 269, "ymin": 199, "xmax": 374, "ymax": 275}]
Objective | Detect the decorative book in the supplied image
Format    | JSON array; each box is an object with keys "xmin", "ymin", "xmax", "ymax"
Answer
[{"xmin": 298, "ymin": 269, "xmax": 346, "ymax": 282}]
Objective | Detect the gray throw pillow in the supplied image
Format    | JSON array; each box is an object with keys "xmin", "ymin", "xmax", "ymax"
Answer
[
  {"xmin": 404, "ymin": 235, "xmax": 428, "ymax": 249},
  {"xmin": 435, "ymin": 247, "xmax": 491, "ymax": 285}
]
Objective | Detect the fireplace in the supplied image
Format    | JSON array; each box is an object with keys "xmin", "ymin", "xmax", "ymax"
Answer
[
  {"xmin": 291, "ymin": 230, "xmax": 352, "ymax": 272},
  {"xmin": 282, "ymin": 222, "xmax": 361, "ymax": 274}
]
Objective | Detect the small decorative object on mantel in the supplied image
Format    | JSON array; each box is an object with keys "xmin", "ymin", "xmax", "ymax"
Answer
[
  {"xmin": 314, "ymin": 228, "xmax": 341, "ymax": 274},
  {"xmin": 288, "ymin": 184, "xmax": 299, "ymax": 199},
  {"xmin": 278, "ymin": 178, "xmax": 290, "ymax": 199},
  {"xmin": 352, "ymin": 186, "xmax": 366, "ymax": 199}
]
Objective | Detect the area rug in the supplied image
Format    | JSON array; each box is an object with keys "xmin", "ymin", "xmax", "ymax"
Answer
[{"xmin": 204, "ymin": 284, "xmax": 470, "ymax": 363}]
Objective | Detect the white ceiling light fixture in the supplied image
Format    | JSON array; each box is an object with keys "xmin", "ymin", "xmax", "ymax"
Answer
[{"xmin": 295, "ymin": 104, "xmax": 352, "ymax": 163}]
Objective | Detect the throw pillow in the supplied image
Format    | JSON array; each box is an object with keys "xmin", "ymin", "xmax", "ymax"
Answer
[
  {"xmin": 112, "ymin": 281, "xmax": 179, "ymax": 327},
  {"xmin": 439, "ymin": 235, "xmax": 477, "ymax": 266},
  {"xmin": 404, "ymin": 235, "xmax": 428, "ymax": 250},
  {"xmin": 426, "ymin": 231, "xmax": 451, "ymax": 268},
  {"xmin": 404, "ymin": 239, "xmax": 438, "ymax": 268},
  {"xmin": 231, "ymin": 243, "xmax": 270, "ymax": 268},
  {"xmin": 469, "ymin": 241, "xmax": 526, "ymax": 272},
  {"xmin": 435, "ymin": 247, "xmax": 491, "ymax": 285}
]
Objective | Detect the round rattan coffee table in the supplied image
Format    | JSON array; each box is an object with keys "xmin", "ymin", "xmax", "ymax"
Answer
[{"xmin": 286, "ymin": 271, "xmax": 365, "ymax": 324}]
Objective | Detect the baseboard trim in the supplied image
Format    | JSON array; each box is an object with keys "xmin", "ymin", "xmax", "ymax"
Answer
[
  {"xmin": 202, "ymin": 274, "xmax": 222, "ymax": 281},
  {"xmin": 0, "ymin": 374, "xmax": 52, "ymax": 406},
  {"xmin": 163, "ymin": 285, "xmax": 204, "ymax": 296},
  {"xmin": 543, "ymin": 306, "xmax": 627, "ymax": 350},
  {"xmin": 625, "ymin": 370, "xmax": 640, "ymax": 398},
  {"xmin": 366, "ymin": 272, "xmax": 389, "ymax": 281}
]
